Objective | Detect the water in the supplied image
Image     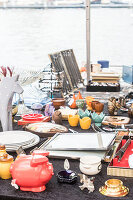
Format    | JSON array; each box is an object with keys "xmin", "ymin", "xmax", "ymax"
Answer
[{"xmin": 0, "ymin": 8, "xmax": 133, "ymax": 70}]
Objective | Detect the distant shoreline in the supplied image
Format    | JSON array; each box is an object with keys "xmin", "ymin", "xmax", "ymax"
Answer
[{"xmin": 0, "ymin": 3, "xmax": 133, "ymax": 9}]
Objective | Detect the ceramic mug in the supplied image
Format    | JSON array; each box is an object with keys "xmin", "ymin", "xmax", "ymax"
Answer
[{"xmin": 79, "ymin": 155, "xmax": 102, "ymax": 175}]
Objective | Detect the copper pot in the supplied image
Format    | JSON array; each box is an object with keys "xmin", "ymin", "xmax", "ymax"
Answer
[
  {"xmin": 94, "ymin": 102, "xmax": 104, "ymax": 114},
  {"xmin": 91, "ymin": 101, "xmax": 99, "ymax": 111}
]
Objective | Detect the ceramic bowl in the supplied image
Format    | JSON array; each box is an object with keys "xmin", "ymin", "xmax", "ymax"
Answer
[
  {"xmin": 52, "ymin": 98, "xmax": 66, "ymax": 109},
  {"xmin": 85, "ymin": 96, "xmax": 95, "ymax": 110},
  {"xmin": 68, "ymin": 115, "xmax": 79, "ymax": 127},
  {"xmin": 80, "ymin": 117, "xmax": 91, "ymax": 129},
  {"xmin": 91, "ymin": 101, "xmax": 99, "ymax": 110},
  {"xmin": 57, "ymin": 170, "xmax": 77, "ymax": 184},
  {"xmin": 94, "ymin": 102, "xmax": 104, "ymax": 114},
  {"xmin": 91, "ymin": 112, "xmax": 105, "ymax": 127},
  {"xmin": 79, "ymin": 155, "xmax": 102, "ymax": 175},
  {"xmin": 76, "ymin": 99, "xmax": 84, "ymax": 109},
  {"xmin": 78, "ymin": 109, "xmax": 91, "ymax": 119},
  {"xmin": 99, "ymin": 179, "xmax": 129, "ymax": 197}
]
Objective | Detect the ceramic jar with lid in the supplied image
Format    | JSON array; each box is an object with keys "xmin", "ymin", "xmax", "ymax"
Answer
[
  {"xmin": 79, "ymin": 155, "xmax": 102, "ymax": 175},
  {"xmin": 0, "ymin": 153, "xmax": 14, "ymax": 179},
  {"xmin": 0, "ymin": 145, "xmax": 6, "ymax": 156}
]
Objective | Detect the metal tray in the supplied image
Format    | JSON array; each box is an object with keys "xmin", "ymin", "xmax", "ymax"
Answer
[{"xmin": 42, "ymin": 132, "xmax": 116, "ymax": 151}]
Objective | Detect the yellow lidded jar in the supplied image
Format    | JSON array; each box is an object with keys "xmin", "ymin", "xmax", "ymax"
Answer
[
  {"xmin": 0, "ymin": 145, "xmax": 6, "ymax": 156},
  {"xmin": 0, "ymin": 153, "xmax": 14, "ymax": 179}
]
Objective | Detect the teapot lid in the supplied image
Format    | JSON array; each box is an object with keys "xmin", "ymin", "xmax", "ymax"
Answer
[
  {"xmin": 80, "ymin": 155, "xmax": 101, "ymax": 165},
  {"xmin": 0, "ymin": 145, "xmax": 6, "ymax": 150},
  {"xmin": 0, "ymin": 153, "xmax": 13, "ymax": 162}
]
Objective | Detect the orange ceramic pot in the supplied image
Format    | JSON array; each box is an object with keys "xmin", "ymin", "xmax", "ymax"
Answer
[
  {"xmin": 76, "ymin": 91, "xmax": 83, "ymax": 100},
  {"xmin": 69, "ymin": 94, "xmax": 77, "ymax": 109},
  {"xmin": 68, "ymin": 115, "xmax": 79, "ymax": 127},
  {"xmin": 94, "ymin": 102, "xmax": 104, "ymax": 114},
  {"xmin": 80, "ymin": 117, "xmax": 91, "ymax": 130},
  {"xmin": 86, "ymin": 97, "xmax": 95, "ymax": 111}
]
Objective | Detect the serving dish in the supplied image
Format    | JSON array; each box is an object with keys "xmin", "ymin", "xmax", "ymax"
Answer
[
  {"xmin": 22, "ymin": 114, "xmax": 44, "ymax": 122},
  {"xmin": 42, "ymin": 132, "xmax": 116, "ymax": 151},
  {"xmin": 102, "ymin": 116, "xmax": 130, "ymax": 126},
  {"xmin": 25, "ymin": 122, "xmax": 68, "ymax": 137}
]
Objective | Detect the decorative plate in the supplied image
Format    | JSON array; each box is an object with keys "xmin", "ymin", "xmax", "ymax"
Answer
[{"xmin": 25, "ymin": 122, "xmax": 68, "ymax": 137}]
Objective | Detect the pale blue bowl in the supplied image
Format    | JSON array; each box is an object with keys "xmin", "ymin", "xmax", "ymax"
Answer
[
  {"xmin": 91, "ymin": 112, "xmax": 105, "ymax": 127},
  {"xmin": 78, "ymin": 109, "xmax": 91, "ymax": 119}
]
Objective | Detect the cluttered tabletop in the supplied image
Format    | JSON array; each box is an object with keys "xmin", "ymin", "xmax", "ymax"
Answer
[{"xmin": 1, "ymin": 91, "xmax": 133, "ymax": 200}]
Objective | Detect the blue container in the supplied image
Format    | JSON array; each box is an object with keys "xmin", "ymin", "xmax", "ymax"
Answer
[
  {"xmin": 122, "ymin": 65, "xmax": 133, "ymax": 84},
  {"xmin": 97, "ymin": 60, "xmax": 109, "ymax": 68}
]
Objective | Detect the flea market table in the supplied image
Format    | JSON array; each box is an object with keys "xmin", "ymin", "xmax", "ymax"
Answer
[{"xmin": 0, "ymin": 109, "xmax": 133, "ymax": 200}]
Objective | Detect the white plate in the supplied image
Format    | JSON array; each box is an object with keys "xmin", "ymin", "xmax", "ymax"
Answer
[
  {"xmin": 0, "ymin": 131, "xmax": 35, "ymax": 146},
  {"xmin": 6, "ymin": 134, "xmax": 40, "ymax": 152}
]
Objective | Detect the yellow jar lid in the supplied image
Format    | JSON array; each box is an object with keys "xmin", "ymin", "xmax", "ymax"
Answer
[{"xmin": 0, "ymin": 153, "xmax": 13, "ymax": 162}]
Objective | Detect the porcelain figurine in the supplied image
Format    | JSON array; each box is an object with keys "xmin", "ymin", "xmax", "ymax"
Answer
[
  {"xmin": 80, "ymin": 117, "xmax": 91, "ymax": 129},
  {"xmin": 78, "ymin": 109, "xmax": 91, "ymax": 119},
  {"xmin": 78, "ymin": 174, "xmax": 95, "ymax": 193},
  {"xmin": 45, "ymin": 102, "xmax": 55, "ymax": 117},
  {"xmin": 91, "ymin": 112, "xmax": 105, "ymax": 127},
  {"xmin": 10, "ymin": 150, "xmax": 54, "ymax": 192},
  {"xmin": 68, "ymin": 115, "xmax": 79, "ymax": 127},
  {"xmin": 128, "ymin": 103, "xmax": 133, "ymax": 118},
  {"xmin": 0, "ymin": 153, "xmax": 14, "ymax": 179},
  {"xmin": 108, "ymin": 97, "xmax": 121, "ymax": 116},
  {"xmin": 52, "ymin": 110, "xmax": 62, "ymax": 124},
  {"xmin": 118, "ymin": 96, "xmax": 126, "ymax": 107},
  {"xmin": 0, "ymin": 75, "xmax": 23, "ymax": 131}
]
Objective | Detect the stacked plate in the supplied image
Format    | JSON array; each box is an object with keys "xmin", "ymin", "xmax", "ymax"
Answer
[{"xmin": 0, "ymin": 131, "xmax": 40, "ymax": 152}]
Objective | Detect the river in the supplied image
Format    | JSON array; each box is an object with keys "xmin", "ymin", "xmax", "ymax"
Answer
[{"xmin": 0, "ymin": 8, "xmax": 133, "ymax": 71}]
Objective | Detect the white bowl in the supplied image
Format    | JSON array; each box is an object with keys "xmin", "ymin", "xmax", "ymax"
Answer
[{"xmin": 79, "ymin": 155, "xmax": 102, "ymax": 175}]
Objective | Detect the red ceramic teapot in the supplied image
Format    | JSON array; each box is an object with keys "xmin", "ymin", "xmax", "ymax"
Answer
[{"xmin": 10, "ymin": 150, "xmax": 54, "ymax": 192}]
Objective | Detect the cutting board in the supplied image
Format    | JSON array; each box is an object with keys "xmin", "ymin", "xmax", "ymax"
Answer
[{"xmin": 102, "ymin": 116, "xmax": 130, "ymax": 126}]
